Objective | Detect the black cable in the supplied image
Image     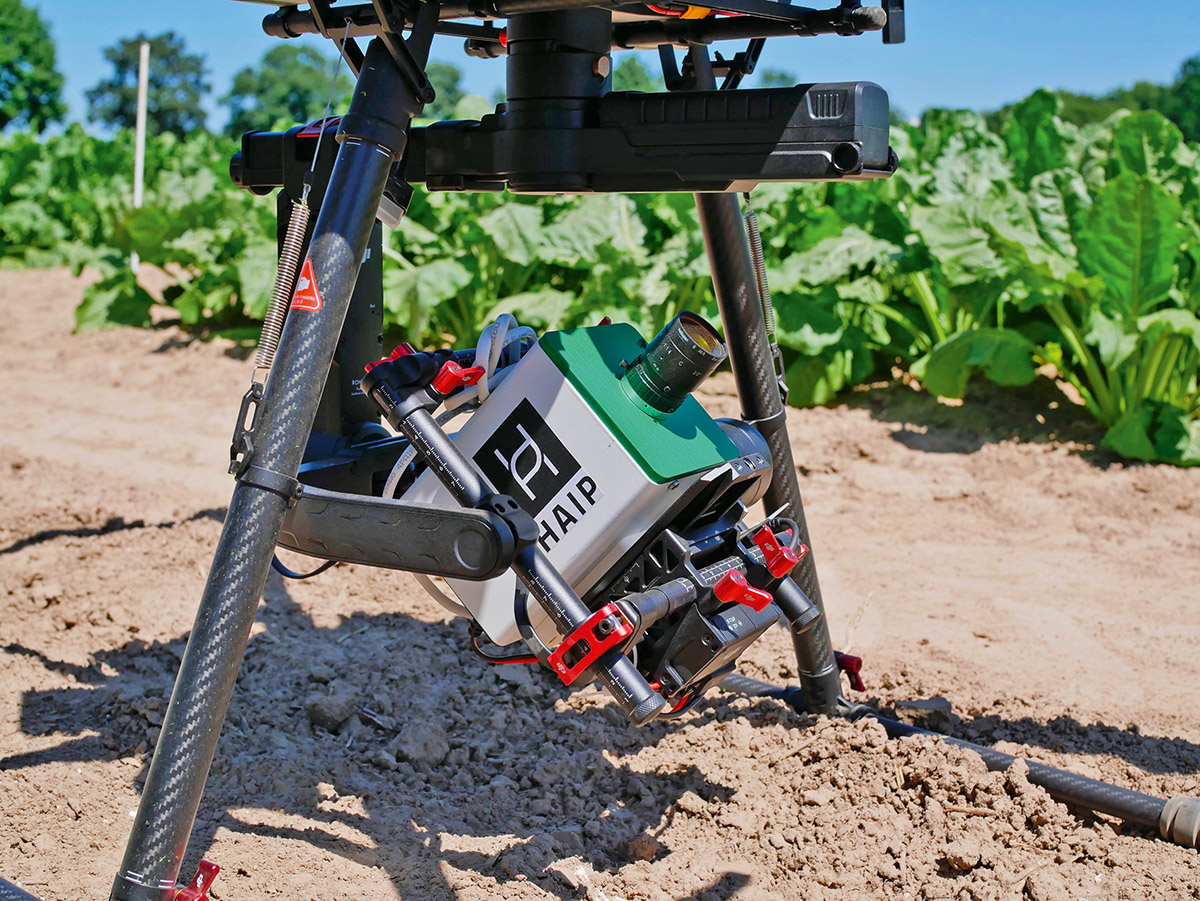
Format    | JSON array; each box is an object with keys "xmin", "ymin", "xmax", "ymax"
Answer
[
  {"xmin": 271, "ymin": 555, "xmax": 337, "ymax": 580},
  {"xmin": 467, "ymin": 622, "xmax": 541, "ymax": 665}
]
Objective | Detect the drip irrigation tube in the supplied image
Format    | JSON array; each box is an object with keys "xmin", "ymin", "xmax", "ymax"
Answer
[{"xmin": 720, "ymin": 672, "xmax": 1200, "ymax": 849}]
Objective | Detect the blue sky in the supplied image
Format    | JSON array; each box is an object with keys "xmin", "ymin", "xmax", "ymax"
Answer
[{"xmin": 30, "ymin": 0, "xmax": 1199, "ymax": 130}]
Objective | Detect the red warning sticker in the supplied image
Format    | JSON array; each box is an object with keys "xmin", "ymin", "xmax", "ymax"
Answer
[{"xmin": 290, "ymin": 258, "xmax": 322, "ymax": 312}]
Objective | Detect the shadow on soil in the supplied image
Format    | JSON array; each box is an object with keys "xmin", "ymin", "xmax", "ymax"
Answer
[
  {"xmin": 2, "ymin": 576, "xmax": 770, "ymax": 900},
  {"xmin": 0, "ymin": 509, "xmax": 225, "ymax": 557},
  {"xmin": 4, "ymin": 565, "xmax": 1198, "ymax": 898},
  {"xmin": 843, "ymin": 377, "xmax": 1119, "ymax": 466}
]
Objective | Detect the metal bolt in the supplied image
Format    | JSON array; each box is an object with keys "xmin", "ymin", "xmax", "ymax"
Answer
[
  {"xmin": 596, "ymin": 617, "xmax": 616, "ymax": 636},
  {"xmin": 594, "ymin": 56, "xmax": 611, "ymax": 78}
]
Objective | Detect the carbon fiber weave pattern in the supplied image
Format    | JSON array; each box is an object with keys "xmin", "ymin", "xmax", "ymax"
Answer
[
  {"xmin": 0, "ymin": 877, "xmax": 42, "ymax": 901},
  {"xmin": 111, "ymin": 140, "xmax": 395, "ymax": 901}
]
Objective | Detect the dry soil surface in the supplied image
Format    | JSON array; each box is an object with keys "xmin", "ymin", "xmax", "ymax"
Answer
[{"xmin": 2, "ymin": 268, "xmax": 1199, "ymax": 901}]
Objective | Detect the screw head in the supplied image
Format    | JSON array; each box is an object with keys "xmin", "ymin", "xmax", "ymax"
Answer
[
  {"xmin": 596, "ymin": 617, "xmax": 616, "ymax": 636},
  {"xmin": 594, "ymin": 56, "xmax": 612, "ymax": 78}
]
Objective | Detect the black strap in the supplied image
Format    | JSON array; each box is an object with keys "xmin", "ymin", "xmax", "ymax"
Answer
[{"xmin": 237, "ymin": 464, "xmax": 302, "ymax": 506}]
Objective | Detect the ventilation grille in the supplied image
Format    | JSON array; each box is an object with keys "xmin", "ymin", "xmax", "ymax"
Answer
[{"xmin": 808, "ymin": 90, "xmax": 845, "ymax": 119}]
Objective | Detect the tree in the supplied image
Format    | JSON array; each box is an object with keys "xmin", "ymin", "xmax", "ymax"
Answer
[
  {"xmin": 613, "ymin": 55, "xmax": 664, "ymax": 93},
  {"xmin": 758, "ymin": 68, "xmax": 796, "ymax": 88},
  {"xmin": 1161, "ymin": 55, "xmax": 1200, "ymax": 144},
  {"xmin": 424, "ymin": 62, "xmax": 465, "ymax": 121},
  {"xmin": 222, "ymin": 44, "xmax": 352, "ymax": 137},
  {"xmin": 86, "ymin": 32, "xmax": 210, "ymax": 137},
  {"xmin": 0, "ymin": 0, "xmax": 66, "ymax": 133}
]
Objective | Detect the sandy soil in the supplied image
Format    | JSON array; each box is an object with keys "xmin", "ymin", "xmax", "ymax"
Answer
[{"xmin": 1, "ymin": 267, "xmax": 1198, "ymax": 901}]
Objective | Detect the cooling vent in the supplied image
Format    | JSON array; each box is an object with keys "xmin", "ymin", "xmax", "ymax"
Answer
[{"xmin": 808, "ymin": 90, "xmax": 845, "ymax": 119}]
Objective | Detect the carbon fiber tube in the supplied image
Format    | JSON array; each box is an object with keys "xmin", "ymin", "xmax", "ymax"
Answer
[
  {"xmin": 685, "ymin": 45, "xmax": 841, "ymax": 714},
  {"xmin": 0, "ymin": 878, "xmax": 41, "ymax": 901},
  {"xmin": 397, "ymin": 408, "xmax": 667, "ymax": 724},
  {"xmin": 109, "ymin": 51, "xmax": 410, "ymax": 901}
]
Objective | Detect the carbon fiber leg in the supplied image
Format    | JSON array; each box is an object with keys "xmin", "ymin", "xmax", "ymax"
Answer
[
  {"xmin": 687, "ymin": 47, "xmax": 843, "ymax": 715},
  {"xmin": 109, "ymin": 37, "xmax": 419, "ymax": 901},
  {"xmin": 0, "ymin": 878, "xmax": 42, "ymax": 901}
]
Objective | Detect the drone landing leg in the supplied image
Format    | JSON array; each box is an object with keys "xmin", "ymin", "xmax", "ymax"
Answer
[
  {"xmin": 109, "ymin": 35, "xmax": 429, "ymax": 901},
  {"xmin": 687, "ymin": 47, "xmax": 844, "ymax": 716}
]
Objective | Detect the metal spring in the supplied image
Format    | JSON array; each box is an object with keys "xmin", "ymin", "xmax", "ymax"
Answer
[
  {"xmin": 743, "ymin": 205, "xmax": 777, "ymax": 340},
  {"xmin": 254, "ymin": 199, "xmax": 311, "ymax": 371}
]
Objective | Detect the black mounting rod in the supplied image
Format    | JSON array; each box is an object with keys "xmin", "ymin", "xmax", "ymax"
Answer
[{"xmin": 684, "ymin": 44, "xmax": 843, "ymax": 715}]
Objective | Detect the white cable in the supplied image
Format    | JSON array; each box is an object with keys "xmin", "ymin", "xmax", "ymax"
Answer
[
  {"xmin": 381, "ymin": 401, "xmax": 478, "ymax": 500},
  {"xmin": 415, "ymin": 573, "xmax": 471, "ymax": 617},
  {"xmin": 383, "ymin": 316, "xmax": 533, "ymax": 499},
  {"xmin": 378, "ymin": 316, "xmax": 534, "ymax": 619}
]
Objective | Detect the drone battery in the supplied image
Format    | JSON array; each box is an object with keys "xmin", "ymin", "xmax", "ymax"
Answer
[
  {"xmin": 406, "ymin": 81, "xmax": 895, "ymax": 193},
  {"xmin": 403, "ymin": 322, "xmax": 740, "ymax": 647}
]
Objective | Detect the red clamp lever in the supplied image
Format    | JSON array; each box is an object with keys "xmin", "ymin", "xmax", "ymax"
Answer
[
  {"xmin": 752, "ymin": 526, "xmax": 807, "ymax": 579},
  {"xmin": 363, "ymin": 342, "xmax": 416, "ymax": 373},
  {"xmin": 835, "ymin": 651, "xmax": 866, "ymax": 692},
  {"xmin": 175, "ymin": 860, "xmax": 219, "ymax": 901},
  {"xmin": 547, "ymin": 602, "xmax": 634, "ymax": 685},
  {"xmin": 431, "ymin": 360, "xmax": 486, "ymax": 396},
  {"xmin": 712, "ymin": 569, "xmax": 773, "ymax": 612}
]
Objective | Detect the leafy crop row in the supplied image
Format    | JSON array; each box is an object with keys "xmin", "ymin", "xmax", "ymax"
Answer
[{"xmin": 1, "ymin": 91, "xmax": 1196, "ymax": 463}]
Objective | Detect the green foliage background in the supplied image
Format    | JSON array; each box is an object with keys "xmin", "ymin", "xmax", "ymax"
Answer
[{"xmin": 2, "ymin": 92, "xmax": 1197, "ymax": 464}]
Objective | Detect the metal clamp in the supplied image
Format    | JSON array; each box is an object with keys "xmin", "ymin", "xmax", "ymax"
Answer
[
  {"xmin": 228, "ymin": 382, "xmax": 265, "ymax": 475},
  {"xmin": 228, "ymin": 381, "xmax": 302, "ymax": 506},
  {"xmin": 547, "ymin": 602, "xmax": 635, "ymax": 686}
]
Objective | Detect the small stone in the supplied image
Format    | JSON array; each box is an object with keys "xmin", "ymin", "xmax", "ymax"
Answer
[
  {"xmin": 894, "ymin": 696, "xmax": 954, "ymax": 731},
  {"xmin": 945, "ymin": 838, "xmax": 982, "ymax": 871},
  {"xmin": 31, "ymin": 580, "xmax": 63, "ymax": 606},
  {"xmin": 625, "ymin": 833, "xmax": 660, "ymax": 861},
  {"xmin": 802, "ymin": 787, "xmax": 836, "ymax": 806},
  {"xmin": 304, "ymin": 681, "xmax": 358, "ymax": 732},
  {"xmin": 307, "ymin": 663, "xmax": 337, "ymax": 684},
  {"xmin": 552, "ymin": 827, "xmax": 584, "ymax": 855},
  {"xmin": 388, "ymin": 722, "xmax": 449, "ymax": 766}
]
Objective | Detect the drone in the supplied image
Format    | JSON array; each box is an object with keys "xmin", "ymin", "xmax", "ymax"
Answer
[{"xmin": 88, "ymin": 4, "xmax": 1200, "ymax": 901}]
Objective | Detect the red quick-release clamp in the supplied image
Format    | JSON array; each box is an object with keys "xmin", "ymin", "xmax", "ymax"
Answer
[
  {"xmin": 363, "ymin": 342, "xmax": 416, "ymax": 373},
  {"xmin": 431, "ymin": 360, "xmax": 486, "ymax": 396},
  {"xmin": 835, "ymin": 651, "xmax": 866, "ymax": 692},
  {"xmin": 547, "ymin": 602, "xmax": 635, "ymax": 685},
  {"xmin": 752, "ymin": 526, "xmax": 807, "ymax": 579},
  {"xmin": 712, "ymin": 569, "xmax": 773, "ymax": 612},
  {"xmin": 175, "ymin": 860, "xmax": 219, "ymax": 901}
]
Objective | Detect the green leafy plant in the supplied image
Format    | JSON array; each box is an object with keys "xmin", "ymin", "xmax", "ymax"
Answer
[{"xmin": 3, "ymin": 84, "xmax": 1198, "ymax": 464}]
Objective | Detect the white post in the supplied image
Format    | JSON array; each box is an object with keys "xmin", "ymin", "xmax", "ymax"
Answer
[{"xmin": 131, "ymin": 39, "xmax": 150, "ymax": 271}]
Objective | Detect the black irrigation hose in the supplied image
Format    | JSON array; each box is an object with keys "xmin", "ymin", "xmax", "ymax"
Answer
[{"xmin": 720, "ymin": 673, "xmax": 1200, "ymax": 848}]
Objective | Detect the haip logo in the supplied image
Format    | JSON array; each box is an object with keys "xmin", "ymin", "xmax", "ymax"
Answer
[{"xmin": 475, "ymin": 399, "xmax": 603, "ymax": 553}]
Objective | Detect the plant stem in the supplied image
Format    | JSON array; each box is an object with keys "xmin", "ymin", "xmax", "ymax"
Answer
[
  {"xmin": 907, "ymin": 271, "xmax": 947, "ymax": 344},
  {"xmin": 1044, "ymin": 294, "xmax": 1118, "ymax": 423}
]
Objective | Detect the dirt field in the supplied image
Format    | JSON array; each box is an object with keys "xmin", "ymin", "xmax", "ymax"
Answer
[{"xmin": 2, "ymin": 267, "xmax": 1199, "ymax": 901}]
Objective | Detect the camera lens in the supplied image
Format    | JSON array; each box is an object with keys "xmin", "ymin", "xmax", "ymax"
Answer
[{"xmin": 621, "ymin": 312, "xmax": 727, "ymax": 418}]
